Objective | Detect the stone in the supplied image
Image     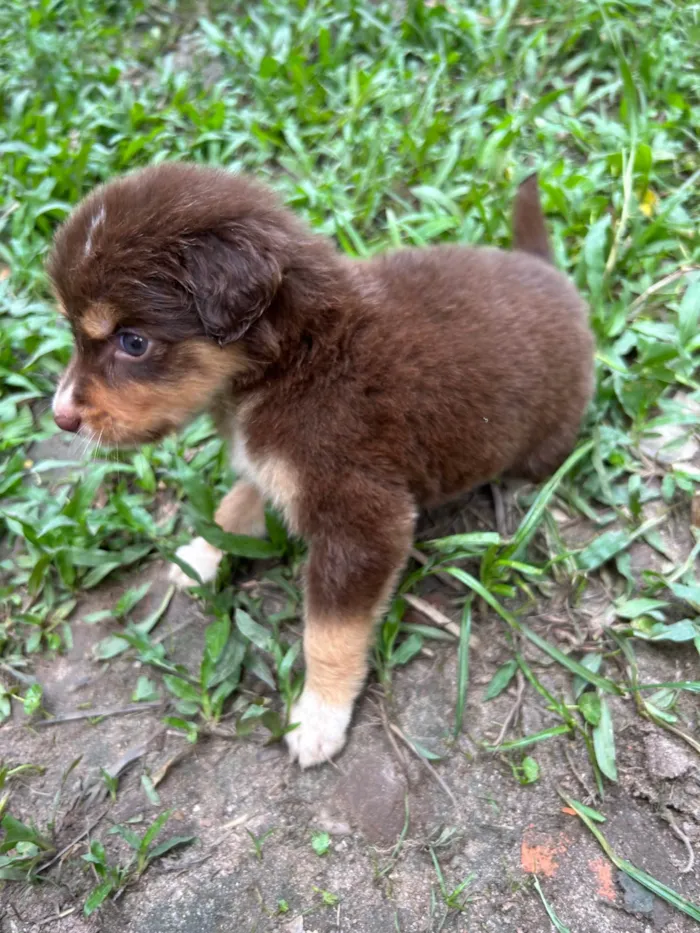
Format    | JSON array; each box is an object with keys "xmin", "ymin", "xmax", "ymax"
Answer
[
  {"xmin": 617, "ymin": 871, "xmax": 655, "ymax": 915},
  {"xmin": 644, "ymin": 734, "xmax": 695, "ymax": 780},
  {"xmin": 336, "ymin": 748, "xmax": 407, "ymax": 846}
]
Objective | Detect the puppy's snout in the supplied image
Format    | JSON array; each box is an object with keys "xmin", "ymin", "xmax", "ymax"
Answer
[
  {"xmin": 53, "ymin": 375, "xmax": 82, "ymax": 433},
  {"xmin": 54, "ymin": 409, "xmax": 82, "ymax": 433}
]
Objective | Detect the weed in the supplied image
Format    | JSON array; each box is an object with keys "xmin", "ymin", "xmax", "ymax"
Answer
[
  {"xmin": 247, "ymin": 828, "xmax": 276, "ymax": 862},
  {"xmin": 311, "ymin": 831, "xmax": 331, "ymax": 856},
  {"xmin": 83, "ymin": 811, "xmax": 196, "ymax": 915},
  {"xmin": 313, "ymin": 886, "xmax": 339, "ymax": 907},
  {"xmin": 0, "ymin": 813, "xmax": 53, "ymax": 880},
  {"xmin": 510, "ymin": 756, "xmax": 541, "ymax": 786},
  {"xmin": 429, "ymin": 845, "xmax": 474, "ymax": 912}
]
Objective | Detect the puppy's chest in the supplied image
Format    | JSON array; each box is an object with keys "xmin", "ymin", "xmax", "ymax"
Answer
[{"xmin": 230, "ymin": 424, "xmax": 300, "ymax": 532}]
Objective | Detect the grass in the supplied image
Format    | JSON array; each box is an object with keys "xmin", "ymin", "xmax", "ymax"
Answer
[{"xmin": 1, "ymin": 0, "xmax": 699, "ymax": 924}]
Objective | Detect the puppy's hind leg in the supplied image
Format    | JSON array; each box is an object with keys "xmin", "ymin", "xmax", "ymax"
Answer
[
  {"xmin": 286, "ymin": 482, "xmax": 415, "ymax": 768},
  {"xmin": 169, "ymin": 480, "xmax": 266, "ymax": 587}
]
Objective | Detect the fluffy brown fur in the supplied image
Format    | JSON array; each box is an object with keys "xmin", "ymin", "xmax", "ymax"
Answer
[{"xmin": 49, "ymin": 163, "xmax": 594, "ymax": 767}]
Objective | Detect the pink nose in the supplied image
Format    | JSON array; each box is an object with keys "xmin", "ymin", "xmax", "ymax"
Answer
[{"xmin": 54, "ymin": 410, "xmax": 82, "ymax": 433}]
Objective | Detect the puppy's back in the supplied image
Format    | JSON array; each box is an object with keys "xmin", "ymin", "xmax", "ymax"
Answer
[{"xmin": 344, "ymin": 184, "xmax": 593, "ymax": 502}]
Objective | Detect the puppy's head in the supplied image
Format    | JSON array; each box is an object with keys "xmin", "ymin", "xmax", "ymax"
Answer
[{"xmin": 47, "ymin": 162, "xmax": 295, "ymax": 445}]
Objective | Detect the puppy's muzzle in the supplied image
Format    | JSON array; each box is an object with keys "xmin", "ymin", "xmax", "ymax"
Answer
[{"xmin": 53, "ymin": 373, "xmax": 82, "ymax": 433}]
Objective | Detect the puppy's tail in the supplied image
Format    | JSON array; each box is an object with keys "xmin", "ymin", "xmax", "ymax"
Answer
[{"xmin": 512, "ymin": 173, "xmax": 552, "ymax": 264}]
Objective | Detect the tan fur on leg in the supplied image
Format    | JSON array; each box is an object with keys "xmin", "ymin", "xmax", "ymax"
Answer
[
  {"xmin": 214, "ymin": 480, "xmax": 266, "ymax": 536},
  {"xmin": 285, "ymin": 613, "xmax": 377, "ymax": 769},
  {"xmin": 170, "ymin": 480, "xmax": 266, "ymax": 586},
  {"xmin": 303, "ymin": 614, "xmax": 374, "ymax": 707}
]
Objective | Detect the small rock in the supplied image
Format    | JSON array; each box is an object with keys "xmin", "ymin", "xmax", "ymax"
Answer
[
  {"xmin": 645, "ymin": 734, "xmax": 695, "ymax": 780},
  {"xmin": 336, "ymin": 748, "xmax": 407, "ymax": 845},
  {"xmin": 256, "ymin": 745, "xmax": 285, "ymax": 762},
  {"xmin": 283, "ymin": 918, "xmax": 304, "ymax": 933},
  {"xmin": 617, "ymin": 871, "xmax": 655, "ymax": 915},
  {"xmin": 314, "ymin": 810, "xmax": 351, "ymax": 836}
]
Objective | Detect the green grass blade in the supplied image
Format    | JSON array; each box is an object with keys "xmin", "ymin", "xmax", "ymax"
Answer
[
  {"xmin": 532, "ymin": 876, "xmax": 571, "ymax": 933},
  {"xmin": 444, "ymin": 568, "xmax": 622, "ymax": 695},
  {"xmin": 510, "ymin": 439, "xmax": 594, "ymax": 558},
  {"xmin": 486, "ymin": 723, "xmax": 571, "ymax": 752},
  {"xmin": 592, "ymin": 697, "xmax": 618, "ymax": 781},
  {"xmin": 562, "ymin": 794, "xmax": 700, "ymax": 922},
  {"xmin": 453, "ymin": 598, "xmax": 471, "ymax": 737}
]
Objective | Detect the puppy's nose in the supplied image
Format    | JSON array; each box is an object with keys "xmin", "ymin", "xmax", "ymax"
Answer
[{"xmin": 54, "ymin": 410, "xmax": 82, "ymax": 433}]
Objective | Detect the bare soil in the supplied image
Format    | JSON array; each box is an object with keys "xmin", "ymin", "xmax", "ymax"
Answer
[{"xmin": 2, "ymin": 482, "xmax": 699, "ymax": 933}]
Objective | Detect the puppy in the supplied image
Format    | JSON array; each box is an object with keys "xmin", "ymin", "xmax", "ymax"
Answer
[{"xmin": 48, "ymin": 163, "xmax": 594, "ymax": 768}]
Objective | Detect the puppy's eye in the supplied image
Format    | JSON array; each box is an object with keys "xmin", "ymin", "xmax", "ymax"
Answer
[{"xmin": 118, "ymin": 332, "xmax": 148, "ymax": 357}]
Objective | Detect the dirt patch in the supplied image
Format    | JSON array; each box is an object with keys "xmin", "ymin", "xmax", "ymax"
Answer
[{"xmin": 3, "ymin": 564, "xmax": 699, "ymax": 932}]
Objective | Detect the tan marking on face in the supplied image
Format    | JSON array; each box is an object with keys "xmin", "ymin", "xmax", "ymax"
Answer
[
  {"xmin": 56, "ymin": 302, "xmax": 68, "ymax": 318},
  {"xmin": 81, "ymin": 303, "xmax": 118, "ymax": 340},
  {"xmin": 214, "ymin": 480, "xmax": 266, "ymax": 537},
  {"xmin": 79, "ymin": 339, "xmax": 250, "ymax": 445},
  {"xmin": 302, "ymin": 614, "xmax": 375, "ymax": 707}
]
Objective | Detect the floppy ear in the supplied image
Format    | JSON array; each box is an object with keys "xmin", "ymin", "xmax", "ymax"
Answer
[{"xmin": 184, "ymin": 231, "xmax": 283, "ymax": 345}]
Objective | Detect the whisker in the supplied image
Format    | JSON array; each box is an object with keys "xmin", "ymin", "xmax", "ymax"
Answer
[
  {"xmin": 92, "ymin": 430, "xmax": 104, "ymax": 462},
  {"xmin": 68, "ymin": 430, "xmax": 83, "ymax": 458},
  {"xmin": 79, "ymin": 429, "xmax": 94, "ymax": 460}
]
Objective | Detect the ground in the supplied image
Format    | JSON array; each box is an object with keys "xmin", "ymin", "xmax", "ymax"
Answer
[{"xmin": 1, "ymin": 2, "xmax": 699, "ymax": 932}]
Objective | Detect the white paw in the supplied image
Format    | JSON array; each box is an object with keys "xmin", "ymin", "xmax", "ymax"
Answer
[
  {"xmin": 169, "ymin": 537, "xmax": 223, "ymax": 587},
  {"xmin": 286, "ymin": 688, "xmax": 353, "ymax": 769}
]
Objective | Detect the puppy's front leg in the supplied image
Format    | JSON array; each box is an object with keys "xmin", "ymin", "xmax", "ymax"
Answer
[
  {"xmin": 170, "ymin": 480, "xmax": 266, "ymax": 586},
  {"xmin": 286, "ymin": 487, "xmax": 415, "ymax": 768}
]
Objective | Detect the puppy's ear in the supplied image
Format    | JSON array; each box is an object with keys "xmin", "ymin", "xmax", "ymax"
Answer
[{"xmin": 184, "ymin": 232, "xmax": 283, "ymax": 345}]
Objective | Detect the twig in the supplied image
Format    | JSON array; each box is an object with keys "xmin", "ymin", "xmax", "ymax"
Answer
[
  {"xmin": 79, "ymin": 725, "xmax": 166, "ymax": 808},
  {"xmin": 0, "ymin": 201, "xmax": 19, "ymax": 227},
  {"xmin": 564, "ymin": 746, "xmax": 597, "ymax": 804},
  {"xmin": 152, "ymin": 614, "xmax": 200, "ymax": 644},
  {"xmin": 217, "ymin": 812, "xmax": 255, "ymax": 834},
  {"xmin": 491, "ymin": 671, "xmax": 526, "ymax": 748},
  {"xmin": 604, "ymin": 146, "xmax": 635, "ymax": 279},
  {"xmin": 476, "ymin": 14, "xmax": 546, "ymax": 25},
  {"xmin": 376, "ymin": 698, "xmax": 409, "ymax": 772},
  {"xmin": 35, "ymin": 701, "xmax": 162, "ymax": 726},
  {"xmin": 36, "ymin": 908, "xmax": 77, "ymax": 927},
  {"xmin": 151, "ymin": 743, "xmax": 196, "ymax": 788},
  {"xmin": 490, "ymin": 482, "xmax": 508, "ymax": 538},
  {"xmin": 409, "ymin": 548, "xmax": 463, "ymax": 592},
  {"xmin": 630, "ymin": 265, "xmax": 700, "ymax": 316},
  {"xmin": 36, "ymin": 807, "xmax": 110, "ymax": 874},
  {"xmin": 388, "ymin": 723, "xmax": 457, "ymax": 808},
  {"xmin": 664, "ymin": 810, "xmax": 695, "ymax": 874},
  {"xmin": 403, "ymin": 593, "xmax": 460, "ymax": 637},
  {"xmin": 155, "ymin": 850, "xmax": 216, "ymax": 875},
  {"xmin": 0, "ymin": 661, "xmax": 36, "ymax": 686}
]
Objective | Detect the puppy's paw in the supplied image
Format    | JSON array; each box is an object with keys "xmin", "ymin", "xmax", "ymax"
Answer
[
  {"xmin": 169, "ymin": 537, "xmax": 223, "ymax": 587},
  {"xmin": 286, "ymin": 688, "xmax": 353, "ymax": 769}
]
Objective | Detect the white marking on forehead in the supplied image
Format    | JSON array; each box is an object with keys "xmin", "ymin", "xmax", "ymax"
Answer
[{"xmin": 83, "ymin": 204, "xmax": 106, "ymax": 258}]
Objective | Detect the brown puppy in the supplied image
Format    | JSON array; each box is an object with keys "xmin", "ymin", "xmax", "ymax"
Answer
[{"xmin": 48, "ymin": 163, "xmax": 594, "ymax": 767}]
